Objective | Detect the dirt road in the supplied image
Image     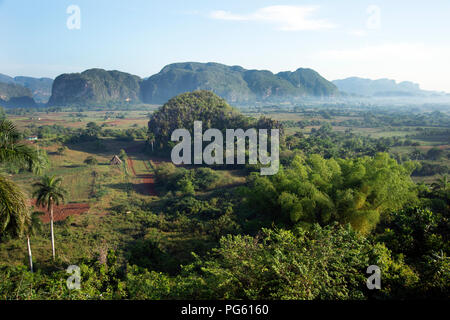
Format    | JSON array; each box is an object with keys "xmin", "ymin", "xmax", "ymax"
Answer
[{"xmin": 126, "ymin": 155, "xmax": 157, "ymax": 196}]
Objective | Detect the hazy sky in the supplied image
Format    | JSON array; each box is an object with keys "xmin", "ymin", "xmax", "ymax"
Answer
[{"xmin": 1, "ymin": 0, "xmax": 450, "ymax": 92}]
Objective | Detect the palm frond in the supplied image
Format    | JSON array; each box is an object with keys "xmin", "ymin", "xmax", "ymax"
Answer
[
  {"xmin": 0, "ymin": 119, "xmax": 46, "ymax": 171},
  {"xmin": 0, "ymin": 174, "xmax": 28, "ymax": 238},
  {"xmin": 32, "ymin": 175, "xmax": 68, "ymax": 210}
]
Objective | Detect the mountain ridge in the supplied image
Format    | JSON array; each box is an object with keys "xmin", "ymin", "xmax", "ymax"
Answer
[
  {"xmin": 4, "ymin": 64, "xmax": 448, "ymax": 108},
  {"xmin": 141, "ymin": 62, "xmax": 339, "ymax": 104},
  {"xmin": 47, "ymin": 62, "xmax": 340, "ymax": 106},
  {"xmin": 332, "ymin": 77, "xmax": 445, "ymax": 97}
]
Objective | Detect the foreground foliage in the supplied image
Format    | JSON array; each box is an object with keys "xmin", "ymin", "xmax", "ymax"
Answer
[{"xmin": 0, "ymin": 224, "xmax": 432, "ymax": 300}]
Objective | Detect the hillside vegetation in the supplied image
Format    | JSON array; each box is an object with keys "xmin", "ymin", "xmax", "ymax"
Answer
[
  {"xmin": 45, "ymin": 63, "xmax": 339, "ymax": 107},
  {"xmin": 48, "ymin": 69, "xmax": 142, "ymax": 106},
  {"xmin": 0, "ymin": 82, "xmax": 36, "ymax": 108},
  {"xmin": 147, "ymin": 90, "xmax": 283, "ymax": 153},
  {"xmin": 142, "ymin": 62, "xmax": 338, "ymax": 104}
]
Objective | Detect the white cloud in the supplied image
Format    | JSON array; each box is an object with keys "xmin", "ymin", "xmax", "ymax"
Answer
[
  {"xmin": 348, "ymin": 29, "xmax": 367, "ymax": 37},
  {"xmin": 210, "ymin": 5, "xmax": 335, "ymax": 31}
]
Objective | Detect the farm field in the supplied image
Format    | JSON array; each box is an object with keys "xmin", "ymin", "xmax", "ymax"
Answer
[
  {"xmin": 0, "ymin": 111, "xmax": 247, "ymax": 269},
  {"xmin": 8, "ymin": 109, "xmax": 158, "ymax": 131}
]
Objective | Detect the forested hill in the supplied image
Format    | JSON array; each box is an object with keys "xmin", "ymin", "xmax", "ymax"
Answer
[
  {"xmin": 46, "ymin": 63, "xmax": 338, "ymax": 107},
  {"xmin": 48, "ymin": 69, "xmax": 142, "ymax": 106},
  {"xmin": 148, "ymin": 90, "xmax": 283, "ymax": 153},
  {"xmin": 141, "ymin": 62, "xmax": 339, "ymax": 104},
  {"xmin": 0, "ymin": 82, "xmax": 37, "ymax": 108}
]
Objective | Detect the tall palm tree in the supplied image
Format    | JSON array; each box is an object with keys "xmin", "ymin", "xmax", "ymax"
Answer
[
  {"xmin": 33, "ymin": 176, "xmax": 67, "ymax": 260},
  {"xmin": 431, "ymin": 174, "xmax": 448, "ymax": 192},
  {"xmin": 25, "ymin": 211, "xmax": 43, "ymax": 272},
  {"xmin": 0, "ymin": 119, "xmax": 42, "ymax": 239}
]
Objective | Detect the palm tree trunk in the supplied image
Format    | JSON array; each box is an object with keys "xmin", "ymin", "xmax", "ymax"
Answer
[
  {"xmin": 27, "ymin": 235, "xmax": 33, "ymax": 273},
  {"xmin": 50, "ymin": 201, "xmax": 55, "ymax": 260}
]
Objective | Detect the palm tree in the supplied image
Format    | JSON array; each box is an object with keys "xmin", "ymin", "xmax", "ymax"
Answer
[
  {"xmin": 431, "ymin": 174, "xmax": 448, "ymax": 192},
  {"xmin": 0, "ymin": 175, "xmax": 28, "ymax": 238},
  {"xmin": 0, "ymin": 119, "xmax": 39, "ymax": 169},
  {"xmin": 31, "ymin": 148, "xmax": 49, "ymax": 176},
  {"xmin": 0, "ymin": 119, "xmax": 42, "ymax": 239},
  {"xmin": 25, "ymin": 211, "xmax": 43, "ymax": 272},
  {"xmin": 33, "ymin": 176, "xmax": 67, "ymax": 260}
]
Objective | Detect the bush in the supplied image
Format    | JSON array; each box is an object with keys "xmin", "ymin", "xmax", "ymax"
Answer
[{"xmin": 84, "ymin": 156, "xmax": 98, "ymax": 166}]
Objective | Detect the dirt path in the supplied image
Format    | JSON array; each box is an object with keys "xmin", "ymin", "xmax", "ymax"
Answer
[
  {"xmin": 125, "ymin": 155, "xmax": 157, "ymax": 196},
  {"xmin": 138, "ymin": 172, "xmax": 157, "ymax": 196},
  {"xmin": 127, "ymin": 158, "xmax": 137, "ymax": 176}
]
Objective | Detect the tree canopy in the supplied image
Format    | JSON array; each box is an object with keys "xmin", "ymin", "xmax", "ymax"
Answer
[{"xmin": 241, "ymin": 153, "xmax": 419, "ymax": 234}]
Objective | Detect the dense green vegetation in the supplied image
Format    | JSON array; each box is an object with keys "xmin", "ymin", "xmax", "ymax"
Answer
[
  {"xmin": 285, "ymin": 124, "xmax": 393, "ymax": 158},
  {"xmin": 241, "ymin": 153, "xmax": 418, "ymax": 234},
  {"xmin": 0, "ymin": 91, "xmax": 449, "ymax": 300},
  {"xmin": 147, "ymin": 91, "xmax": 283, "ymax": 155}
]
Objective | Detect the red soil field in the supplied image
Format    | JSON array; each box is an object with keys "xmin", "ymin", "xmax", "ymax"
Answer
[{"xmin": 30, "ymin": 200, "xmax": 90, "ymax": 223}]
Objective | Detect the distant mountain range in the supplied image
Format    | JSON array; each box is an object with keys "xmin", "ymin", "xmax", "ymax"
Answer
[
  {"xmin": 1, "ymin": 64, "xmax": 448, "ymax": 108},
  {"xmin": 332, "ymin": 77, "xmax": 445, "ymax": 97},
  {"xmin": 0, "ymin": 73, "xmax": 53, "ymax": 105},
  {"xmin": 0, "ymin": 81, "xmax": 37, "ymax": 108},
  {"xmin": 47, "ymin": 62, "xmax": 338, "ymax": 106}
]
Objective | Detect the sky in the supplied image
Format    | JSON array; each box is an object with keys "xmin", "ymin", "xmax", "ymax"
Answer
[{"xmin": 1, "ymin": 0, "xmax": 450, "ymax": 92}]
